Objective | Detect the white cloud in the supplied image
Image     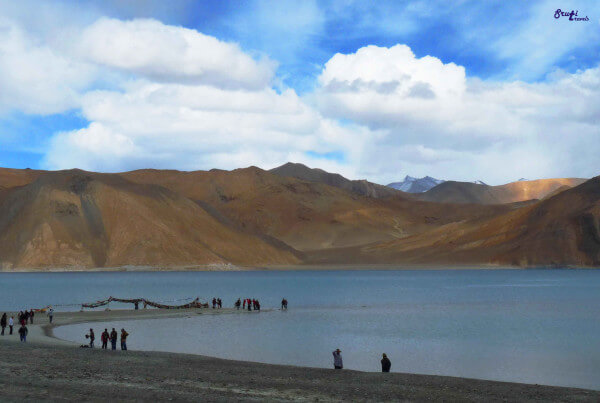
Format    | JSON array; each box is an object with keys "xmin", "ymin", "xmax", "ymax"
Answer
[
  {"xmin": 44, "ymin": 81, "xmax": 366, "ymax": 175},
  {"xmin": 0, "ymin": 7, "xmax": 597, "ymax": 185},
  {"xmin": 0, "ymin": 18, "xmax": 96, "ymax": 115},
  {"xmin": 314, "ymin": 44, "xmax": 600, "ymax": 184},
  {"xmin": 77, "ymin": 18, "xmax": 276, "ymax": 90}
]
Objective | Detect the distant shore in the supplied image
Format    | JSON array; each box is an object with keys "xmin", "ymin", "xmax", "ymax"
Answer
[
  {"xmin": 0, "ymin": 308, "xmax": 599, "ymax": 401},
  {"xmin": 4, "ymin": 263, "xmax": 597, "ymax": 272}
]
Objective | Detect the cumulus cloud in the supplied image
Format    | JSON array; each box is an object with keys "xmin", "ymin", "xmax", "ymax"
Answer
[
  {"xmin": 0, "ymin": 18, "xmax": 96, "ymax": 115},
  {"xmin": 315, "ymin": 44, "xmax": 600, "ymax": 183},
  {"xmin": 44, "ymin": 81, "xmax": 365, "ymax": 174},
  {"xmin": 33, "ymin": 17, "xmax": 367, "ymax": 177},
  {"xmin": 0, "ymin": 8, "xmax": 598, "ymax": 185},
  {"xmin": 76, "ymin": 18, "xmax": 276, "ymax": 90}
]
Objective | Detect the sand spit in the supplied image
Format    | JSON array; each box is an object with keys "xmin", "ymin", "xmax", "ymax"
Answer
[{"xmin": 0, "ymin": 309, "xmax": 598, "ymax": 401}]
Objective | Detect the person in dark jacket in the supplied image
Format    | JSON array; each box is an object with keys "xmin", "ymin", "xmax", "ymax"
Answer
[
  {"xmin": 110, "ymin": 328, "xmax": 118, "ymax": 350},
  {"xmin": 18, "ymin": 324, "xmax": 28, "ymax": 342},
  {"xmin": 332, "ymin": 349, "xmax": 343, "ymax": 369},
  {"xmin": 0, "ymin": 313, "xmax": 6, "ymax": 335},
  {"xmin": 120, "ymin": 328, "xmax": 129, "ymax": 350},
  {"xmin": 101, "ymin": 329, "xmax": 109, "ymax": 349},
  {"xmin": 29, "ymin": 309, "xmax": 34, "ymax": 324},
  {"xmin": 86, "ymin": 328, "xmax": 95, "ymax": 348},
  {"xmin": 381, "ymin": 353, "xmax": 391, "ymax": 372}
]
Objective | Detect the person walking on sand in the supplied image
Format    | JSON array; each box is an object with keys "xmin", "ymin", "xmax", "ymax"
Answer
[
  {"xmin": 48, "ymin": 307, "xmax": 54, "ymax": 324},
  {"xmin": 101, "ymin": 329, "xmax": 109, "ymax": 349},
  {"xmin": 120, "ymin": 328, "xmax": 129, "ymax": 350},
  {"xmin": 217, "ymin": 298, "xmax": 222, "ymax": 309},
  {"xmin": 247, "ymin": 299, "xmax": 252, "ymax": 311},
  {"xmin": 86, "ymin": 328, "xmax": 95, "ymax": 348},
  {"xmin": 0, "ymin": 313, "xmax": 6, "ymax": 335},
  {"xmin": 381, "ymin": 353, "xmax": 391, "ymax": 373},
  {"xmin": 110, "ymin": 328, "xmax": 118, "ymax": 350},
  {"xmin": 332, "ymin": 349, "xmax": 343, "ymax": 369},
  {"xmin": 18, "ymin": 324, "xmax": 28, "ymax": 342},
  {"xmin": 281, "ymin": 298, "xmax": 288, "ymax": 310},
  {"xmin": 9, "ymin": 316, "xmax": 14, "ymax": 334},
  {"xmin": 29, "ymin": 309, "xmax": 34, "ymax": 324},
  {"xmin": 212, "ymin": 298, "xmax": 216, "ymax": 309},
  {"xmin": 235, "ymin": 298, "xmax": 241, "ymax": 310}
]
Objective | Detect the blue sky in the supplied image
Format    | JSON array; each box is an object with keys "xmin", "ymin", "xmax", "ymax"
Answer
[{"xmin": 0, "ymin": 0, "xmax": 598, "ymax": 183}]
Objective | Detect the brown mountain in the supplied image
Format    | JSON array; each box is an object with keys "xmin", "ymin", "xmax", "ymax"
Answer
[
  {"xmin": 419, "ymin": 178, "xmax": 587, "ymax": 204},
  {"xmin": 335, "ymin": 176, "xmax": 600, "ymax": 267},
  {"xmin": 269, "ymin": 162, "xmax": 402, "ymax": 198},
  {"xmin": 121, "ymin": 167, "xmax": 509, "ymax": 252},
  {"xmin": 0, "ymin": 166, "xmax": 597, "ymax": 269},
  {"xmin": 0, "ymin": 170, "xmax": 298, "ymax": 269}
]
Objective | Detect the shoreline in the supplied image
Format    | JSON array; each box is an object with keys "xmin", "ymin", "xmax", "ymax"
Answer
[
  {"xmin": 2, "ymin": 263, "xmax": 599, "ymax": 272},
  {"xmin": 0, "ymin": 308, "xmax": 599, "ymax": 401}
]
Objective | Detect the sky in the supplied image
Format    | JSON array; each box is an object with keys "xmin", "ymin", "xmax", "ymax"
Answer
[{"xmin": 0, "ymin": 0, "xmax": 598, "ymax": 185}]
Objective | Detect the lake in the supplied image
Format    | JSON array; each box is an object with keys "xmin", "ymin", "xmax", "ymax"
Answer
[{"xmin": 2, "ymin": 269, "xmax": 599, "ymax": 390}]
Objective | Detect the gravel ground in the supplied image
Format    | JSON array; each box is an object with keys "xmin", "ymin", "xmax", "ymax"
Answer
[{"xmin": 0, "ymin": 342, "xmax": 599, "ymax": 402}]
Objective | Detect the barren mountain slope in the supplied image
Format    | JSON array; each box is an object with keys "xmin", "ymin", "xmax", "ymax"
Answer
[
  {"xmin": 0, "ymin": 168, "xmax": 44, "ymax": 189},
  {"xmin": 352, "ymin": 176, "xmax": 600, "ymax": 266},
  {"xmin": 0, "ymin": 170, "xmax": 298, "ymax": 269},
  {"xmin": 269, "ymin": 162, "xmax": 402, "ymax": 198},
  {"xmin": 419, "ymin": 178, "xmax": 587, "ymax": 204},
  {"xmin": 122, "ymin": 167, "xmax": 511, "ymax": 251}
]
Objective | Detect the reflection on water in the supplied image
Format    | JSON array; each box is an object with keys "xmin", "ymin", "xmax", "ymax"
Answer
[{"xmin": 2, "ymin": 269, "xmax": 600, "ymax": 390}]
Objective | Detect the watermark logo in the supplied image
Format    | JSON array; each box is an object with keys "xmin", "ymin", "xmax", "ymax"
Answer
[{"xmin": 554, "ymin": 9, "xmax": 589, "ymax": 21}]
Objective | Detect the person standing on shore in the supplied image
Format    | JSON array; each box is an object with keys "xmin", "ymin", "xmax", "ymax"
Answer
[
  {"xmin": 235, "ymin": 298, "xmax": 241, "ymax": 310},
  {"xmin": 281, "ymin": 298, "xmax": 288, "ymax": 310},
  {"xmin": 18, "ymin": 324, "xmax": 28, "ymax": 342},
  {"xmin": 217, "ymin": 298, "xmax": 222, "ymax": 308},
  {"xmin": 9, "ymin": 316, "xmax": 14, "ymax": 334},
  {"xmin": 110, "ymin": 328, "xmax": 118, "ymax": 350},
  {"xmin": 381, "ymin": 353, "xmax": 391, "ymax": 373},
  {"xmin": 29, "ymin": 309, "xmax": 34, "ymax": 324},
  {"xmin": 120, "ymin": 328, "xmax": 129, "ymax": 350},
  {"xmin": 48, "ymin": 307, "xmax": 54, "ymax": 324},
  {"xmin": 86, "ymin": 329, "xmax": 95, "ymax": 348},
  {"xmin": 332, "ymin": 349, "xmax": 343, "ymax": 369},
  {"xmin": 1, "ymin": 313, "xmax": 6, "ymax": 335},
  {"xmin": 101, "ymin": 329, "xmax": 109, "ymax": 349}
]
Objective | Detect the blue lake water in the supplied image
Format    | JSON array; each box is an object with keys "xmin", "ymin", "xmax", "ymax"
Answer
[{"xmin": 2, "ymin": 269, "xmax": 600, "ymax": 390}]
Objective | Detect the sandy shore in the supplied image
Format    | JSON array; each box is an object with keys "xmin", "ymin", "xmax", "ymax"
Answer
[{"xmin": 0, "ymin": 309, "xmax": 598, "ymax": 401}]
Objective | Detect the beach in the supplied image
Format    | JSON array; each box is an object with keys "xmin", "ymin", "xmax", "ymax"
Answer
[{"xmin": 0, "ymin": 309, "xmax": 599, "ymax": 402}]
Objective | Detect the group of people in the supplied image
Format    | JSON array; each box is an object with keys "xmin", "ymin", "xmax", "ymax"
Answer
[
  {"xmin": 0, "ymin": 313, "xmax": 14, "ymax": 335},
  {"xmin": 86, "ymin": 328, "xmax": 129, "ymax": 350},
  {"xmin": 1, "ymin": 312, "xmax": 33, "ymax": 342},
  {"xmin": 234, "ymin": 298, "xmax": 261, "ymax": 311},
  {"xmin": 17, "ymin": 310, "xmax": 35, "ymax": 325},
  {"xmin": 332, "ymin": 349, "xmax": 392, "ymax": 373},
  {"xmin": 211, "ymin": 298, "xmax": 222, "ymax": 309}
]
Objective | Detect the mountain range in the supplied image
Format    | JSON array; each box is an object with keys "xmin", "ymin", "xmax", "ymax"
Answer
[{"xmin": 0, "ymin": 164, "xmax": 598, "ymax": 269}]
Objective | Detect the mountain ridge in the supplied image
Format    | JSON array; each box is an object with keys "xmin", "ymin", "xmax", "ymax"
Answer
[{"xmin": 0, "ymin": 165, "xmax": 597, "ymax": 269}]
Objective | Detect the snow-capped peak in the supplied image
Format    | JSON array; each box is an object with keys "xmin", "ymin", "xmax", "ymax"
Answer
[{"xmin": 387, "ymin": 176, "xmax": 445, "ymax": 193}]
